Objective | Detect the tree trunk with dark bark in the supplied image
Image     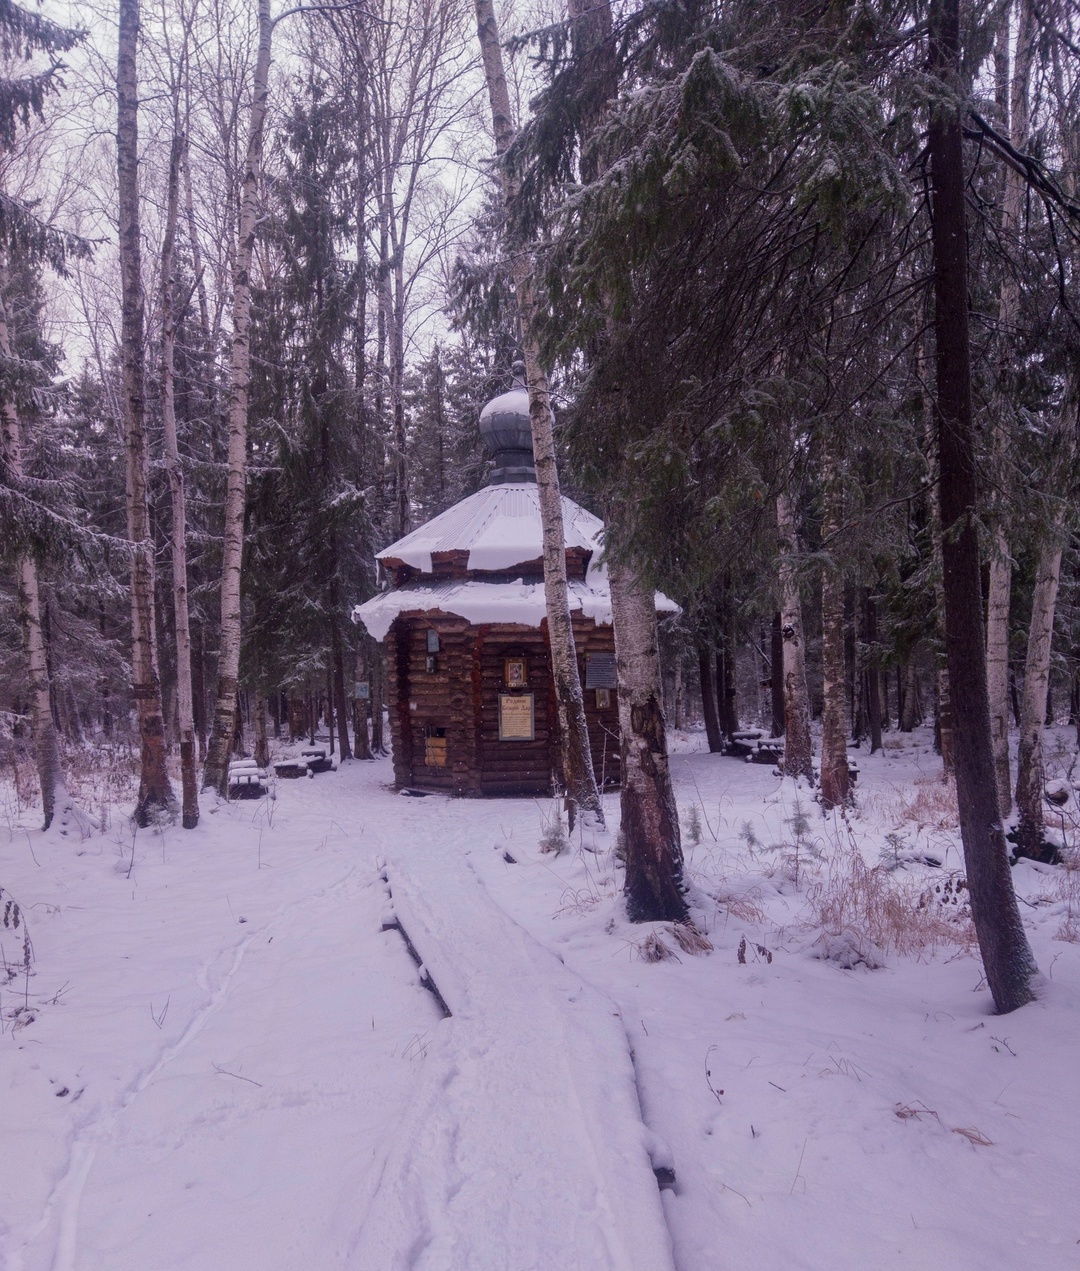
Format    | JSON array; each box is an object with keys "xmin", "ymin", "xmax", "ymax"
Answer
[
  {"xmin": 717, "ymin": 581, "xmax": 739, "ymax": 736},
  {"xmin": 118, "ymin": 0, "xmax": 176, "ymax": 826},
  {"xmin": 253, "ymin": 693, "xmax": 270, "ymax": 769},
  {"xmin": 819, "ymin": 474, "xmax": 850, "ymax": 809},
  {"xmin": 353, "ymin": 642, "xmax": 373, "ymax": 760},
  {"xmin": 330, "ymin": 601, "xmax": 352, "ymax": 761},
  {"xmin": 929, "ymin": 0, "xmax": 1037, "ymax": 1012},
  {"xmin": 864, "ymin": 593, "xmax": 884, "ymax": 755},
  {"xmin": 697, "ymin": 645, "xmax": 723, "ymax": 752},
  {"xmin": 770, "ymin": 612, "xmax": 785, "ymax": 737}
]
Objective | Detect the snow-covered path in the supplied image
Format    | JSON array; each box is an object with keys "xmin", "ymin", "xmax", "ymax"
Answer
[
  {"xmin": 356, "ymin": 822, "xmax": 674, "ymax": 1270},
  {"xmin": 5, "ymin": 734, "xmax": 1080, "ymax": 1270},
  {"xmin": 3, "ymin": 764, "xmax": 675, "ymax": 1271},
  {"xmin": 4, "ymin": 781, "xmax": 443, "ymax": 1271}
]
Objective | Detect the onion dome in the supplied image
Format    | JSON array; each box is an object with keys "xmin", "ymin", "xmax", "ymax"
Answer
[{"xmin": 479, "ymin": 361, "xmax": 535, "ymax": 484}]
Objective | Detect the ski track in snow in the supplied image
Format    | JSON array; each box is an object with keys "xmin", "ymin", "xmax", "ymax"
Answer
[{"xmin": 10, "ymin": 858, "xmax": 367, "ymax": 1271}]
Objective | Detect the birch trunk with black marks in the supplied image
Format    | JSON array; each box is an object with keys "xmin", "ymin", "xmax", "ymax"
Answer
[
  {"xmin": 118, "ymin": 0, "xmax": 175, "ymax": 826},
  {"xmin": 204, "ymin": 0, "xmax": 272, "ymax": 796},
  {"xmin": 473, "ymin": 0, "xmax": 603, "ymax": 828},
  {"xmin": 0, "ymin": 285, "xmax": 64, "ymax": 829},
  {"xmin": 1015, "ymin": 33, "xmax": 1080, "ymax": 857},
  {"xmin": 610, "ymin": 560, "xmax": 687, "ymax": 922},
  {"xmin": 161, "ymin": 97, "xmax": 198, "ymax": 828},
  {"xmin": 929, "ymin": 0, "xmax": 1037, "ymax": 1012},
  {"xmin": 986, "ymin": 0, "xmax": 1036, "ymax": 817},
  {"xmin": 776, "ymin": 490, "xmax": 813, "ymax": 781},
  {"xmin": 1014, "ymin": 532, "xmax": 1064, "ymax": 859}
]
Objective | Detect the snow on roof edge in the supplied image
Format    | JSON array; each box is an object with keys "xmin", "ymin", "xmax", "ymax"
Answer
[{"xmin": 352, "ymin": 577, "xmax": 679, "ymax": 643}]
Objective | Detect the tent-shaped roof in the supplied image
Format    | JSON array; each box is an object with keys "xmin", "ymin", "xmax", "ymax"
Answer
[
  {"xmin": 376, "ymin": 483, "xmax": 604, "ymax": 576},
  {"xmin": 354, "ymin": 481, "xmax": 679, "ymax": 639}
]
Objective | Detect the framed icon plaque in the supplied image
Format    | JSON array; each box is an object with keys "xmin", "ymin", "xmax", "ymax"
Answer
[
  {"xmin": 498, "ymin": 693, "xmax": 535, "ymax": 741},
  {"xmin": 504, "ymin": 657, "xmax": 527, "ymax": 688}
]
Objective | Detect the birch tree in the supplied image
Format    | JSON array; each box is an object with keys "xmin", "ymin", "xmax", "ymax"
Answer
[
  {"xmin": 0, "ymin": 2, "xmax": 86, "ymax": 829},
  {"xmin": 565, "ymin": 0, "xmax": 686, "ymax": 912},
  {"xmin": 986, "ymin": 0, "xmax": 1037, "ymax": 816},
  {"xmin": 158, "ymin": 0, "xmax": 199, "ymax": 826},
  {"xmin": 0, "ymin": 275, "xmax": 65, "ymax": 829},
  {"xmin": 203, "ymin": 0, "xmax": 273, "ymax": 795},
  {"xmin": 118, "ymin": 0, "xmax": 176, "ymax": 824},
  {"xmin": 776, "ymin": 485, "xmax": 814, "ymax": 782},
  {"xmin": 1013, "ymin": 33, "xmax": 1080, "ymax": 859},
  {"xmin": 473, "ymin": 0, "xmax": 604, "ymax": 830}
]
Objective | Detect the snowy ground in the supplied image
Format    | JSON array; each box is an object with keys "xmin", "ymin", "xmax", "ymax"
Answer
[{"xmin": 2, "ymin": 727, "xmax": 1079, "ymax": 1270}]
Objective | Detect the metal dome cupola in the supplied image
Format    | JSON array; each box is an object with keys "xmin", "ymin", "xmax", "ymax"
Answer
[{"xmin": 479, "ymin": 361, "xmax": 535, "ymax": 484}]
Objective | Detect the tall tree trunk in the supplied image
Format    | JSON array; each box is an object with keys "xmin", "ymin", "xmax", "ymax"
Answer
[
  {"xmin": 1014, "ymin": 532, "xmax": 1064, "ymax": 860},
  {"xmin": 330, "ymin": 592, "xmax": 352, "ymax": 761},
  {"xmin": 864, "ymin": 593, "xmax": 884, "ymax": 754},
  {"xmin": 161, "ymin": 89, "xmax": 198, "ymax": 829},
  {"xmin": 819, "ymin": 473, "xmax": 849, "ymax": 809},
  {"xmin": 203, "ymin": 0, "xmax": 273, "ymax": 796},
  {"xmin": 717, "ymin": 581, "xmax": 738, "ymax": 736},
  {"xmin": 986, "ymin": 544, "xmax": 1012, "ymax": 812},
  {"xmin": 1014, "ymin": 378, "xmax": 1077, "ymax": 857},
  {"xmin": 770, "ymin": 611, "xmax": 785, "ymax": 737},
  {"xmin": 371, "ymin": 647, "xmax": 386, "ymax": 754},
  {"xmin": 987, "ymin": 0, "xmax": 1037, "ymax": 817},
  {"xmin": 473, "ymin": 0, "xmax": 603, "ymax": 828},
  {"xmin": 391, "ymin": 255, "xmax": 410, "ymax": 539},
  {"xmin": 610, "ymin": 560, "xmax": 687, "ymax": 922},
  {"xmin": 118, "ymin": 0, "xmax": 175, "ymax": 826},
  {"xmin": 0, "ymin": 279, "xmax": 65, "ymax": 829},
  {"xmin": 776, "ymin": 490, "xmax": 813, "ymax": 780},
  {"xmin": 253, "ymin": 692, "xmax": 270, "ymax": 768},
  {"xmin": 697, "ymin": 644, "xmax": 723, "ymax": 752},
  {"xmin": 901, "ymin": 656, "xmax": 919, "ymax": 731},
  {"xmin": 928, "ymin": 0, "xmax": 1037, "ymax": 1012},
  {"xmin": 353, "ymin": 641, "xmax": 373, "ymax": 760},
  {"xmin": 192, "ymin": 619, "xmax": 207, "ymax": 761}
]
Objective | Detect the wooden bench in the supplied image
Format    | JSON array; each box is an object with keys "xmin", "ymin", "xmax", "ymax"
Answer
[
  {"xmin": 300, "ymin": 747, "xmax": 335, "ymax": 774},
  {"xmin": 228, "ymin": 759, "xmax": 268, "ymax": 798}
]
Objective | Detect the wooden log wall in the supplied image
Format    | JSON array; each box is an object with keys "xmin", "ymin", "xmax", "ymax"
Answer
[{"xmin": 385, "ymin": 612, "xmax": 620, "ymax": 796}]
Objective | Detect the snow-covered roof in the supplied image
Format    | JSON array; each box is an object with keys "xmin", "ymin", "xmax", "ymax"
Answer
[
  {"xmin": 352, "ymin": 576, "xmax": 679, "ymax": 643},
  {"xmin": 376, "ymin": 483, "xmax": 605, "ymax": 575}
]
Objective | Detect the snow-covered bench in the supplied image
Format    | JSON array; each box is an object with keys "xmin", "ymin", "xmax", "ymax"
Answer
[
  {"xmin": 227, "ymin": 759, "xmax": 268, "ymax": 798},
  {"xmin": 300, "ymin": 746, "xmax": 335, "ymax": 774}
]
